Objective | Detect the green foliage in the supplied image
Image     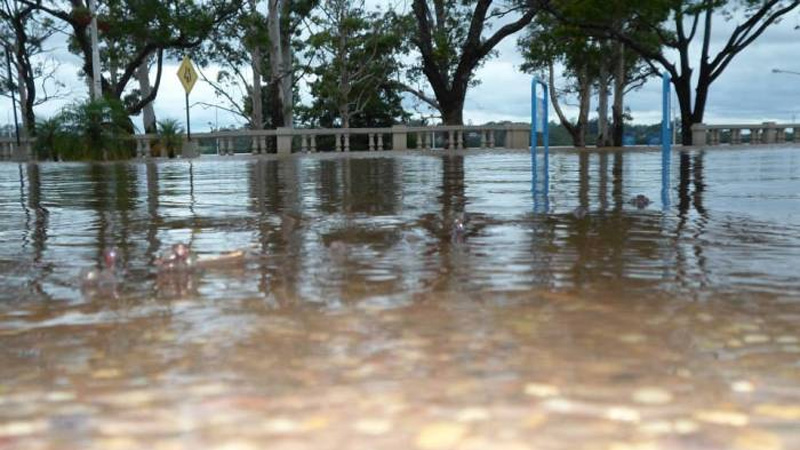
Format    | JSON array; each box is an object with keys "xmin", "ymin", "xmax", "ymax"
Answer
[
  {"xmin": 35, "ymin": 98, "xmax": 135, "ymax": 161},
  {"xmin": 302, "ymin": 1, "xmax": 408, "ymax": 128},
  {"xmin": 33, "ymin": 115, "xmax": 74, "ymax": 161},
  {"xmin": 194, "ymin": 0, "xmax": 318, "ymax": 127},
  {"xmin": 53, "ymin": 0, "xmax": 242, "ymax": 116},
  {"xmin": 156, "ymin": 118, "xmax": 184, "ymax": 158}
]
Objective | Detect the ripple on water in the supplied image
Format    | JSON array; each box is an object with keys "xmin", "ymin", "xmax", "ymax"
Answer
[{"xmin": 1, "ymin": 148, "xmax": 800, "ymax": 448}]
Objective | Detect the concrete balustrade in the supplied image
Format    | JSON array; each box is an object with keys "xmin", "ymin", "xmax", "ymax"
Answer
[
  {"xmin": 1, "ymin": 124, "xmax": 530, "ymax": 161},
  {"xmin": 0, "ymin": 138, "xmax": 33, "ymax": 161},
  {"xmin": 691, "ymin": 122, "xmax": 800, "ymax": 146},
  {"xmin": 8, "ymin": 121, "xmax": 800, "ymax": 162}
]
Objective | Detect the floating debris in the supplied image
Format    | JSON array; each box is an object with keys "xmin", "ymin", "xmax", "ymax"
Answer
[
  {"xmin": 694, "ymin": 410, "xmax": 749, "ymax": 427},
  {"xmin": 629, "ymin": 195, "xmax": 651, "ymax": 209},
  {"xmin": 353, "ymin": 419, "xmax": 392, "ymax": 435},
  {"xmin": 731, "ymin": 380, "xmax": 755, "ymax": 393},
  {"xmin": 571, "ymin": 206, "xmax": 589, "ymax": 219},
  {"xmin": 416, "ymin": 422, "xmax": 467, "ymax": 449},
  {"xmin": 632, "ymin": 387, "xmax": 674, "ymax": 405},
  {"xmin": 523, "ymin": 383, "xmax": 559, "ymax": 398}
]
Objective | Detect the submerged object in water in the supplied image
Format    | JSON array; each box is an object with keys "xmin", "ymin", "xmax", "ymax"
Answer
[
  {"xmin": 572, "ymin": 206, "xmax": 589, "ymax": 219},
  {"xmin": 80, "ymin": 248, "xmax": 120, "ymax": 296},
  {"xmin": 157, "ymin": 243, "xmax": 246, "ymax": 272},
  {"xmin": 451, "ymin": 213, "xmax": 468, "ymax": 243},
  {"xmin": 195, "ymin": 250, "xmax": 246, "ymax": 269},
  {"xmin": 156, "ymin": 243, "xmax": 197, "ymax": 272},
  {"xmin": 629, "ymin": 194, "xmax": 651, "ymax": 209}
]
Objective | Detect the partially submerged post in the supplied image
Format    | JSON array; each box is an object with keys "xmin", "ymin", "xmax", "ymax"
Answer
[
  {"xmin": 531, "ymin": 78, "xmax": 550, "ymax": 213},
  {"xmin": 661, "ymin": 72, "xmax": 672, "ymax": 209}
]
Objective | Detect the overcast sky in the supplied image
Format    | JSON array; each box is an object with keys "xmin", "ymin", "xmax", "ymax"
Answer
[{"xmin": 2, "ymin": 4, "xmax": 800, "ymax": 133}]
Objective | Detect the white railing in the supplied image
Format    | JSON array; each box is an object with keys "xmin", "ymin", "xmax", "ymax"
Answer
[
  {"xmin": 0, "ymin": 138, "xmax": 33, "ymax": 161},
  {"xmin": 1, "ymin": 124, "xmax": 531, "ymax": 160},
  {"xmin": 691, "ymin": 122, "xmax": 800, "ymax": 146}
]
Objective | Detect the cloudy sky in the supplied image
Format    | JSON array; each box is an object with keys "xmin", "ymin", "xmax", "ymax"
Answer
[{"xmin": 2, "ymin": 4, "xmax": 800, "ymax": 133}]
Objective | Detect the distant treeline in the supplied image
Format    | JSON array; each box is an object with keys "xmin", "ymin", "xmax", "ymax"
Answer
[{"xmin": 2, "ymin": 0, "xmax": 794, "ymax": 160}]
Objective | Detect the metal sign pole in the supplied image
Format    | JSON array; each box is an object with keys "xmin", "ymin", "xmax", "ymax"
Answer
[
  {"xmin": 185, "ymin": 92, "xmax": 191, "ymax": 141},
  {"xmin": 5, "ymin": 47, "xmax": 21, "ymax": 147},
  {"xmin": 178, "ymin": 56, "xmax": 198, "ymax": 148}
]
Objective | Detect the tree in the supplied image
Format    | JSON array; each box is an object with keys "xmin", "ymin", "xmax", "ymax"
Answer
[
  {"xmin": 544, "ymin": 0, "xmax": 800, "ymax": 145},
  {"xmin": 193, "ymin": 0, "xmax": 266, "ymax": 128},
  {"xmin": 195, "ymin": 0, "xmax": 316, "ymax": 129},
  {"xmin": 304, "ymin": 0, "xmax": 406, "ymax": 128},
  {"xmin": 519, "ymin": 14, "xmax": 598, "ymax": 146},
  {"xmin": 520, "ymin": 4, "xmax": 658, "ymax": 147},
  {"xmin": 24, "ymin": 0, "xmax": 239, "ymax": 117},
  {"xmin": 405, "ymin": 0, "xmax": 539, "ymax": 125},
  {"xmin": 1, "ymin": 0, "xmax": 67, "ymax": 136},
  {"xmin": 248, "ymin": 0, "xmax": 263, "ymax": 131},
  {"xmin": 267, "ymin": 0, "xmax": 317, "ymax": 128}
]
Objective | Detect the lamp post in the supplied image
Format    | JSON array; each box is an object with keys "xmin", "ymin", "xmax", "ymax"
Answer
[
  {"xmin": 772, "ymin": 68, "xmax": 800, "ymax": 76},
  {"xmin": 772, "ymin": 68, "xmax": 800, "ymax": 124},
  {"xmin": 88, "ymin": 0, "xmax": 102, "ymax": 100},
  {"xmin": 4, "ymin": 46, "xmax": 20, "ymax": 147}
]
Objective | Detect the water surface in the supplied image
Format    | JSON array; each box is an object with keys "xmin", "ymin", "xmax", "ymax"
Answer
[{"xmin": 1, "ymin": 147, "xmax": 800, "ymax": 449}]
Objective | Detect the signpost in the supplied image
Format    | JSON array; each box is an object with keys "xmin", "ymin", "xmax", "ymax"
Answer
[
  {"xmin": 177, "ymin": 56, "xmax": 198, "ymax": 142},
  {"xmin": 4, "ymin": 47, "xmax": 20, "ymax": 148}
]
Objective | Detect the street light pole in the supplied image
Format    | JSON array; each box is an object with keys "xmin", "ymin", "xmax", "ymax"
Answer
[
  {"xmin": 772, "ymin": 68, "xmax": 800, "ymax": 76},
  {"xmin": 4, "ymin": 47, "xmax": 21, "ymax": 146},
  {"xmin": 772, "ymin": 68, "xmax": 800, "ymax": 124},
  {"xmin": 88, "ymin": 0, "xmax": 102, "ymax": 100}
]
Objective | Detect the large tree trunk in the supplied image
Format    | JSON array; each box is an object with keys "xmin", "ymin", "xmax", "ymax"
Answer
[
  {"xmin": 280, "ymin": 6, "xmax": 293, "ymax": 128},
  {"xmin": 14, "ymin": 39, "xmax": 35, "ymax": 137},
  {"xmin": 410, "ymin": 0, "xmax": 536, "ymax": 128},
  {"xmin": 548, "ymin": 63, "xmax": 589, "ymax": 148},
  {"xmin": 136, "ymin": 59, "xmax": 157, "ymax": 134},
  {"xmin": 250, "ymin": 50, "xmax": 263, "ymax": 129},
  {"xmin": 267, "ymin": 0, "xmax": 293, "ymax": 128},
  {"xmin": 596, "ymin": 59, "xmax": 610, "ymax": 147},
  {"xmin": 440, "ymin": 95, "xmax": 465, "ymax": 126},
  {"xmin": 611, "ymin": 42, "xmax": 625, "ymax": 147},
  {"xmin": 249, "ymin": 0, "xmax": 263, "ymax": 130},
  {"xmin": 575, "ymin": 66, "xmax": 592, "ymax": 148},
  {"xmin": 672, "ymin": 73, "xmax": 694, "ymax": 146}
]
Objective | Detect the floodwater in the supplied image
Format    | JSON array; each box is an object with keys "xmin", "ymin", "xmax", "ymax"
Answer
[{"xmin": 1, "ymin": 147, "xmax": 800, "ymax": 450}]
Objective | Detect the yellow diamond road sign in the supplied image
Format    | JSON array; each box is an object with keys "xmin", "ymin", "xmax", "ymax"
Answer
[{"xmin": 177, "ymin": 56, "xmax": 198, "ymax": 94}]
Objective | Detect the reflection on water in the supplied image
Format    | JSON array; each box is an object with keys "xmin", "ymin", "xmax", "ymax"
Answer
[{"xmin": 1, "ymin": 148, "xmax": 800, "ymax": 449}]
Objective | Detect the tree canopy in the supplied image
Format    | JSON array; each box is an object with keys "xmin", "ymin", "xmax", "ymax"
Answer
[
  {"xmin": 542, "ymin": 0, "xmax": 800, "ymax": 144},
  {"xmin": 2, "ymin": 0, "xmax": 796, "ymax": 150}
]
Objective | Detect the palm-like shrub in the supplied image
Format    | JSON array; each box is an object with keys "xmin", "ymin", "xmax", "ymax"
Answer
[
  {"xmin": 36, "ymin": 98, "xmax": 136, "ymax": 161},
  {"xmin": 156, "ymin": 118, "xmax": 185, "ymax": 158},
  {"xmin": 34, "ymin": 116, "xmax": 78, "ymax": 161},
  {"xmin": 59, "ymin": 98, "xmax": 135, "ymax": 160}
]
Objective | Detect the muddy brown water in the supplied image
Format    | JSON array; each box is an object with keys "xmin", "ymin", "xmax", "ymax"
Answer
[{"xmin": 1, "ymin": 148, "xmax": 800, "ymax": 449}]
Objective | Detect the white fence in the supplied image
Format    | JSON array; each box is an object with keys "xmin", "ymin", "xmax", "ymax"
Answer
[
  {"xmin": 0, "ymin": 124, "xmax": 532, "ymax": 161},
  {"xmin": 691, "ymin": 122, "xmax": 800, "ymax": 146}
]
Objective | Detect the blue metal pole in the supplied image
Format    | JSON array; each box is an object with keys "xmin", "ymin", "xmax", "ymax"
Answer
[
  {"xmin": 661, "ymin": 72, "xmax": 671, "ymax": 158},
  {"xmin": 542, "ymin": 81, "xmax": 549, "ymax": 180},
  {"xmin": 661, "ymin": 72, "xmax": 671, "ymax": 209},
  {"xmin": 531, "ymin": 78, "xmax": 550, "ymax": 212},
  {"xmin": 531, "ymin": 78, "xmax": 538, "ymax": 159}
]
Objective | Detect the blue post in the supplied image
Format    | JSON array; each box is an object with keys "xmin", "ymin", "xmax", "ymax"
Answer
[
  {"xmin": 531, "ymin": 78, "xmax": 538, "ymax": 160},
  {"xmin": 543, "ymin": 81, "xmax": 549, "ymax": 177},
  {"xmin": 531, "ymin": 78, "xmax": 549, "ymax": 212},
  {"xmin": 661, "ymin": 72, "xmax": 671, "ymax": 209}
]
